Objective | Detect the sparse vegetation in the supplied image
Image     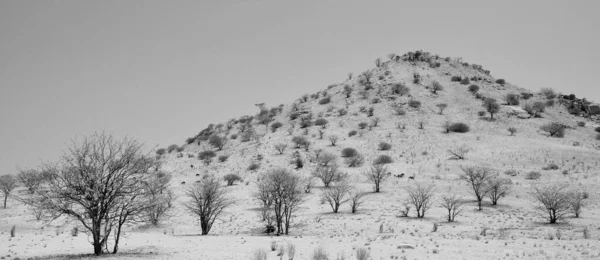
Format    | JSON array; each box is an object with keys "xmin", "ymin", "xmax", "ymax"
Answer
[
  {"xmin": 468, "ymin": 84, "xmax": 479, "ymax": 93},
  {"xmin": 530, "ymin": 184, "xmax": 571, "ymax": 224},
  {"xmin": 431, "ymin": 81, "xmax": 444, "ymax": 94},
  {"xmin": 348, "ymin": 130, "xmax": 357, "ymax": 137},
  {"xmin": 378, "ymin": 142, "xmax": 391, "ymax": 151},
  {"xmin": 312, "ymin": 164, "xmax": 346, "ymax": 188},
  {"xmin": 373, "ymin": 155, "xmax": 393, "ymax": 165},
  {"xmin": 448, "ymin": 122, "xmax": 470, "ymax": 133},
  {"xmin": 0, "ymin": 174, "xmax": 18, "ymax": 208},
  {"xmin": 409, "ymin": 99, "xmax": 421, "ymax": 109},
  {"xmin": 482, "ymin": 98, "xmax": 500, "ymax": 120},
  {"xmin": 392, "ymin": 83, "xmax": 410, "ymax": 96},
  {"xmin": 405, "ymin": 183, "xmax": 435, "ymax": 218},
  {"xmin": 439, "ymin": 193, "xmax": 465, "ymax": 222},
  {"xmin": 540, "ymin": 122, "xmax": 565, "ymax": 137},
  {"xmin": 436, "ymin": 103, "xmax": 448, "ymax": 114},
  {"xmin": 321, "ymin": 181, "xmax": 351, "ymax": 213},
  {"xmin": 508, "ymin": 127, "xmax": 517, "ymax": 136},
  {"xmin": 224, "ymin": 174, "xmax": 242, "ymax": 186},
  {"xmin": 363, "ymin": 164, "xmax": 388, "ymax": 192},
  {"xmin": 461, "ymin": 166, "xmax": 494, "ymax": 210}
]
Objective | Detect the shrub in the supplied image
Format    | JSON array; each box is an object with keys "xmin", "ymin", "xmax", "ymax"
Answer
[
  {"xmin": 289, "ymin": 112, "xmax": 300, "ymax": 120},
  {"xmin": 371, "ymin": 97, "xmax": 380, "ymax": 104},
  {"xmin": 312, "ymin": 164, "xmax": 346, "ymax": 188},
  {"xmin": 186, "ymin": 137, "xmax": 196, "ymax": 144},
  {"xmin": 224, "ymin": 174, "xmax": 242, "ymax": 186},
  {"xmin": 540, "ymin": 88, "xmax": 556, "ymax": 99},
  {"xmin": 521, "ymin": 92, "xmax": 533, "ymax": 100},
  {"xmin": 436, "ymin": 103, "xmax": 448, "ymax": 114},
  {"xmin": 531, "ymin": 184, "xmax": 571, "ymax": 223},
  {"xmin": 311, "ymin": 247, "xmax": 328, "ymax": 260},
  {"xmin": 460, "ymin": 77, "xmax": 470, "ymax": 85},
  {"xmin": 167, "ymin": 144, "xmax": 179, "ymax": 153},
  {"xmin": 247, "ymin": 163, "xmax": 260, "ymax": 171},
  {"xmin": 209, "ymin": 135, "xmax": 227, "ymax": 150},
  {"xmin": 577, "ymin": 121, "xmax": 585, "ymax": 127},
  {"xmin": 270, "ymin": 122, "xmax": 283, "ymax": 132},
  {"xmin": 504, "ymin": 169, "xmax": 518, "ymax": 176},
  {"xmin": 405, "ymin": 183, "xmax": 435, "ymax": 217},
  {"xmin": 431, "ymin": 81, "xmax": 444, "ymax": 94},
  {"xmin": 378, "ymin": 142, "xmax": 392, "ymax": 150},
  {"xmin": 218, "ymin": 155, "xmax": 229, "ymax": 162},
  {"xmin": 483, "ymin": 98, "xmax": 500, "ymax": 119},
  {"xmin": 542, "ymin": 163, "xmax": 559, "ymax": 170},
  {"xmin": 392, "ymin": 83, "xmax": 410, "ymax": 96},
  {"xmin": 198, "ymin": 150, "xmax": 216, "ymax": 161},
  {"xmin": 348, "ymin": 130, "xmax": 357, "ymax": 137},
  {"xmin": 373, "ymin": 154, "xmax": 393, "ymax": 165},
  {"xmin": 505, "ymin": 93, "xmax": 520, "ymax": 105},
  {"xmin": 318, "ymin": 97, "xmax": 331, "ymax": 105},
  {"xmin": 451, "ymin": 76, "xmax": 462, "ymax": 82},
  {"xmin": 345, "ymin": 154, "xmax": 364, "ymax": 167},
  {"xmin": 358, "ymin": 122, "xmax": 368, "ymax": 129},
  {"xmin": 394, "ymin": 107, "xmax": 406, "ymax": 116},
  {"xmin": 367, "ymin": 107, "xmax": 375, "ymax": 117},
  {"xmin": 540, "ymin": 123, "xmax": 565, "ymax": 137},
  {"xmin": 156, "ymin": 148, "xmax": 167, "ymax": 156},
  {"xmin": 508, "ymin": 127, "xmax": 517, "ymax": 136},
  {"xmin": 468, "ymin": 84, "xmax": 479, "ymax": 93},
  {"xmin": 291, "ymin": 136, "xmax": 309, "ymax": 149},
  {"xmin": 525, "ymin": 171, "xmax": 541, "ymax": 180},
  {"xmin": 343, "ymin": 85, "xmax": 353, "ymax": 98},
  {"xmin": 496, "ymin": 79, "xmax": 506, "ymax": 85},
  {"xmin": 477, "ymin": 111, "xmax": 486, "ymax": 116},
  {"xmin": 314, "ymin": 118, "xmax": 328, "ymax": 128},
  {"xmin": 338, "ymin": 108, "xmax": 348, "ymax": 116},
  {"xmin": 363, "ymin": 164, "xmax": 388, "ymax": 192},
  {"xmin": 341, "ymin": 148, "xmax": 358, "ymax": 158},
  {"xmin": 449, "ymin": 122, "xmax": 470, "ymax": 133},
  {"xmin": 546, "ymin": 100, "xmax": 555, "ymax": 107},
  {"xmin": 409, "ymin": 99, "xmax": 421, "ymax": 108}
]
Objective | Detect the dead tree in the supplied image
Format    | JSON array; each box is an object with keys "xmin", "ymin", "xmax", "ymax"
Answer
[
  {"xmin": 405, "ymin": 182, "xmax": 435, "ymax": 218},
  {"xmin": 461, "ymin": 166, "xmax": 493, "ymax": 210},
  {"xmin": 0, "ymin": 174, "xmax": 18, "ymax": 208},
  {"xmin": 438, "ymin": 193, "xmax": 465, "ymax": 222},
  {"xmin": 321, "ymin": 182, "xmax": 351, "ymax": 213},
  {"xmin": 185, "ymin": 176, "xmax": 233, "ymax": 235}
]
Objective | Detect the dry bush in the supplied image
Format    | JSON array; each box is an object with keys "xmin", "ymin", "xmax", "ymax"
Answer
[
  {"xmin": 530, "ymin": 184, "xmax": 571, "ymax": 223},
  {"xmin": 540, "ymin": 123, "xmax": 565, "ymax": 138},
  {"xmin": 468, "ymin": 84, "xmax": 479, "ymax": 93},
  {"xmin": 319, "ymin": 97, "xmax": 331, "ymax": 105},
  {"xmin": 345, "ymin": 153, "xmax": 365, "ymax": 168},
  {"xmin": 431, "ymin": 81, "xmax": 444, "ymax": 94},
  {"xmin": 508, "ymin": 127, "xmax": 517, "ymax": 136},
  {"xmin": 156, "ymin": 148, "xmax": 167, "ymax": 156},
  {"xmin": 505, "ymin": 93, "xmax": 520, "ymax": 105},
  {"xmin": 405, "ymin": 182, "xmax": 435, "ymax": 218},
  {"xmin": 486, "ymin": 177, "xmax": 511, "ymax": 205},
  {"xmin": 496, "ymin": 79, "xmax": 506, "ymax": 85},
  {"xmin": 570, "ymin": 190, "xmax": 588, "ymax": 218},
  {"xmin": 258, "ymin": 168, "xmax": 305, "ymax": 235},
  {"xmin": 321, "ymin": 182, "xmax": 352, "ymax": 213},
  {"xmin": 0, "ymin": 174, "xmax": 18, "ymax": 208},
  {"xmin": 218, "ymin": 155, "xmax": 229, "ymax": 162},
  {"xmin": 144, "ymin": 172, "xmax": 175, "ymax": 226},
  {"xmin": 341, "ymin": 148, "xmax": 358, "ymax": 158},
  {"xmin": 343, "ymin": 85, "xmax": 352, "ymax": 98},
  {"xmin": 167, "ymin": 144, "xmax": 179, "ymax": 153},
  {"xmin": 292, "ymin": 136, "xmax": 309, "ymax": 149},
  {"xmin": 378, "ymin": 142, "xmax": 392, "ymax": 151},
  {"xmin": 271, "ymin": 121, "xmax": 283, "ymax": 132},
  {"xmin": 350, "ymin": 189, "xmax": 366, "ymax": 213},
  {"xmin": 409, "ymin": 99, "xmax": 421, "ymax": 108},
  {"xmin": 392, "ymin": 83, "xmax": 410, "ymax": 96},
  {"xmin": 185, "ymin": 176, "xmax": 233, "ymax": 235},
  {"xmin": 461, "ymin": 166, "xmax": 494, "ymax": 210},
  {"xmin": 373, "ymin": 155, "xmax": 393, "ymax": 165},
  {"xmin": 525, "ymin": 171, "xmax": 541, "ymax": 180},
  {"xmin": 363, "ymin": 164, "xmax": 389, "ymax": 192},
  {"xmin": 16, "ymin": 168, "xmax": 44, "ymax": 194},
  {"xmin": 439, "ymin": 193, "xmax": 465, "ymax": 222},
  {"xmin": 448, "ymin": 145, "xmax": 470, "ymax": 160},
  {"xmin": 312, "ymin": 164, "xmax": 347, "ymax": 188},
  {"xmin": 482, "ymin": 98, "xmax": 500, "ymax": 120},
  {"xmin": 275, "ymin": 143, "xmax": 287, "ymax": 155},
  {"xmin": 449, "ymin": 122, "xmax": 470, "ymax": 133},
  {"xmin": 224, "ymin": 174, "xmax": 242, "ymax": 186},
  {"xmin": 348, "ymin": 130, "xmax": 357, "ymax": 137},
  {"xmin": 329, "ymin": 135, "xmax": 339, "ymax": 146},
  {"xmin": 356, "ymin": 248, "xmax": 370, "ymax": 260},
  {"xmin": 317, "ymin": 152, "xmax": 337, "ymax": 166},
  {"xmin": 314, "ymin": 118, "xmax": 329, "ymax": 128}
]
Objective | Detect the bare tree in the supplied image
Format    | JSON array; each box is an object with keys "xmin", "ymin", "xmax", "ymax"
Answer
[
  {"xmin": 569, "ymin": 190, "xmax": 588, "ymax": 218},
  {"xmin": 260, "ymin": 168, "xmax": 305, "ymax": 235},
  {"xmin": 349, "ymin": 189, "xmax": 366, "ymax": 213},
  {"xmin": 431, "ymin": 81, "xmax": 444, "ymax": 94},
  {"xmin": 33, "ymin": 132, "xmax": 153, "ymax": 255},
  {"xmin": 144, "ymin": 172, "xmax": 174, "ymax": 226},
  {"xmin": 448, "ymin": 145, "xmax": 470, "ymax": 160},
  {"xmin": 486, "ymin": 177, "xmax": 511, "ymax": 205},
  {"xmin": 329, "ymin": 135, "xmax": 339, "ymax": 146},
  {"xmin": 312, "ymin": 164, "xmax": 346, "ymax": 188},
  {"xmin": 362, "ymin": 164, "xmax": 389, "ymax": 193},
  {"xmin": 316, "ymin": 152, "xmax": 337, "ymax": 167},
  {"xmin": 461, "ymin": 166, "xmax": 494, "ymax": 210},
  {"xmin": 530, "ymin": 183, "xmax": 571, "ymax": 224},
  {"xmin": 540, "ymin": 123, "xmax": 565, "ymax": 137},
  {"xmin": 185, "ymin": 176, "xmax": 233, "ymax": 235},
  {"xmin": 321, "ymin": 182, "xmax": 351, "ymax": 213},
  {"xmin": 274, "ymin": 143, "xmax": 287, "ymax": 155},
  {"xmin": 0, "ymin": 174, "xmax": 18, "ymax": 208},
  {"xmin": 16, "ymin": 168, "xmax": 44, "ymax": 194},
  {"xmin": 209, "ymin": 135, "xmax": 227, "ymax": 150},
  {"xmin": 438, "ymin": 193, "xmax": 465, "ymax": 222},
  {"xmin": 405, "ymin": 183, "xmax": 435, "ymax": 218}
]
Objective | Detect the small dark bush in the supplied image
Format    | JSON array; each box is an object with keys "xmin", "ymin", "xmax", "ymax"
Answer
[
  {"xmin": 247, "ymin": 163, "xmax": 260, "ymax": 171},
  {"xmin": 540, "ymin": 122, "xmax": 565, "ymax": 138},
  {"xmin": 290, "ymin": 112, "xmax": 300, "ymax": 120},
  {"xmin": 373, "ymin": 155, "xmax": 393, "ymax": 165},
  {"xmin": 270, "ymin": 122, "xmax": 283, "ymax": 132},
  {"xmin": 338, "ymin": 108, "xmax": 348, "ymax": 116},
  {"xmin": 505, "ymin": 93, "xmax": 520, "ymax": 105},
  {"xmin": 186, "ymin": 137, "xmax": 196, "ymax": 145},
  {"xmin": 521, "ymin": 92, "xmax": 533, "ymax": 100},
  {"xmin": 546, "ymin": 100, "xmax": 555, "ymax": 107},
  {"xmin": 224, "ymin": 174, "xmax": 242, "ymax": 186},
  {"xmin": 378, "ymin": 142, "xmax": 392, "ymax": 151},
  {"xmin": 345, "ymin": 154, "xmax": 364, "ymax": 167},
  {"xmin": 156, "ymin": 148, "xmax": 167, "ymax": 156},
  {"xmin": 409, "ymin": 99, "xmax": 421, "ymax": 108},
  {"xmin": 230, "ymin": 134, "xmax": 237, "ymax": 140},
  {"xmin": 468, "ymin": 85, "xmax": 479, "ymax": 93},
  {"xmin": 341, "ymin": 148, "xmax": 358, "ymax": 158},
  {"xmin": 348, "ymin": 130, "xmax": 358, "ymax": 137},
  {"xmin": 577, "ymin": 121, "xmax": 586, "ymax": 127},
  {"xmin": 451, "ymin": 76, "xmax": 462, "ymax": 82},
  {"xmin": 167, "ymin": 144, "xmax": 179, "ymax": 153},
  {"xmin": 319, "ymin": 97, "xmax": 331, "ymax": 105},
  {"xmin": 496, "ymin": 79, "xmax": 506, "ymax": 85},
  {"xmin": 449, "ymin": 123, "xmax": 470, "ymax": 133},
  {"xmin": 314, "ymin": 118, "xmax": 328, "ymax": 128},
  {"xmin": 460, "ymin": 77, "xmax": 470, "ymax": 85},
  {"xmin": 525, "ymin": 171, "xmax": 541, "ymax": 180},
  {"xmin": 371, "ymin": 97, "xmax": 380, "ymax": 104},
  {"xmin": 542, "ymin": 163, "xmax": 559, "ymax": 170},
  {"xmin": 358, "ymin": 122, "xmax": 368, "ymax": 129},
  {"xmin": 478, "ymin": 111, "xmax": 486, "ymax": 116},
  {"xmin": 218, "ymin": 155, "xmax": 229, "ymax": 162},
  {"xmin": 595, "ymin": 127, "xmax": 600, "ymax": 133}
]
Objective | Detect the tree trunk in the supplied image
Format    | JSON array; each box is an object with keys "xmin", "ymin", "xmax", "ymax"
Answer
[
  {"xmin": 94, "ymin": 242, "xmax": 103, "ymax": 255},
  {"xmin": 3, "ymin": 194, "xmax": 7, "ymax": 208}
]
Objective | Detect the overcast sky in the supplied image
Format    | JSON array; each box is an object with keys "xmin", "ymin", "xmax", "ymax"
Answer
[{"xmin": 1, "ymin": 0, "xmax": 599, "ymax": 174}]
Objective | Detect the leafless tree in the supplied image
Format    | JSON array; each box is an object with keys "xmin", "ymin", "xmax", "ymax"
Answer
[
  {"xmin": 486, "ymin": 177, "xmax": 511, "ymax": 205},
  {"xmin": 349, "ymin": 189, "xmax": 366, "ymax": 213},
  {"xmin": 461, "ymin": 166, "xmax": 494, "ymax": 210},
  {"xmin": 32, "ymin": 132, "xmax": 154, "ymax": 255},
  {"xmin": 321, "ymin": 182, "xmax": 351, "ymax": 213},
  {"xmin": 405, "ymin": 182, "xmax": 435, "ymax": 218},
  {"xmin": 362, "ymin": 164, "xmax": 389, "ymax": 193},
  {"xmin": 312, "ymin": 164, "xmax": 346, "ymax": 188},
  {"xmin": 448, "ymin": 145, "xmax": 470, "ymax": 160},
  {"xmin": 16, "ymin": 168, "xmax": 44, "ymax": 194},
  {"xmin": 530, "ymin": 183, "xmax": 571, "ymax": 224},
  {"xmin": 185, "ymin": 176, "xmax": 233, "ymax": 235},
  {"xmin": 329, "ymin": 135, "xmax": 339, "ymax": 146},
  {"xmin": 317, "ymin": 152, "xmax": 337, "ymax": 167},
  {"xmin": 569, "ymin": 190, "xmax": 588, "ymax": 218},
  {"xmin": 274, "ymin": 143, "xmax": 287, "ymax": 155},
  {"xmin": 260, "ymin": 168, "xmax": 305, "ymax": 235},
  {"xmin": 438, "ymin": 193, "xmax": 465, "ymax": 222},
  {"xmin": 0, "ymin": 174, "xmax": 18, "ymax": 208},
  {"xmin": 209, "ymin": 135, "xmax": 228, "ymax": 150},
  {"xmin": 144, "ymin": 172, "xmax": 174, "ymax": 226}
]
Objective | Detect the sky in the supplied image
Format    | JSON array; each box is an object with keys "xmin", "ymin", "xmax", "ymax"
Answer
[{"xmin": 1, "ymin": 0, "xmax": 599, "ymax": 174}]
